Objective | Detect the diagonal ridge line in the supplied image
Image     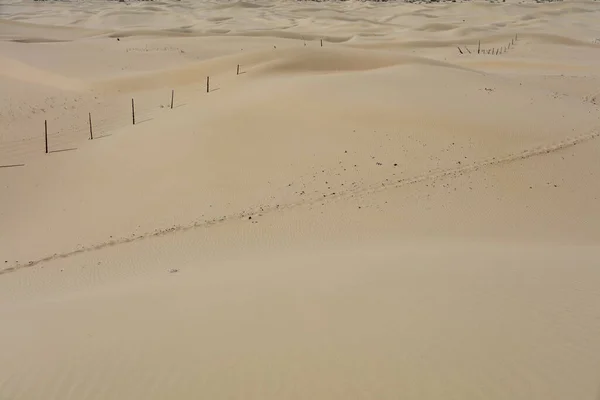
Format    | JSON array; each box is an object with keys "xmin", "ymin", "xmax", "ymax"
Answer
[{"xmin": 1, "ymin": 129, "xmax": 598, "ymax": 276}]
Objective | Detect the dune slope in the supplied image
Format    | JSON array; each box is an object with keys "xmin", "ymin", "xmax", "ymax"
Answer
[{"xmin": 1, "ymin": 0, "xmax": 600, "ymax": 399}]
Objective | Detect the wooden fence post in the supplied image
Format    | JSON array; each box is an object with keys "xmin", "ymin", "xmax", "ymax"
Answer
[
  {"xmin": 171, "ymin": 90, "xmax": 174, "ymax": 109},
  {"xmin": 132, "ymin": 98, "xmax": 135, "ymax": 125},
  {"xmin": 206, "ymin": 76, "xmax": 210, "ymax": 93},
  {"xmin": 89, "ymin": 112, "xmax": 93, "ymax": 140},
  {"xmin": 44, "ymin": 120, "xmax": 48, "ymax": 154}
]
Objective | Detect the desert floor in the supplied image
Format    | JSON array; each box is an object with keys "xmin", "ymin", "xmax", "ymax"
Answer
[{"xmin": 1, "ymin": 0, "xmax": 600, "ymax": 399}]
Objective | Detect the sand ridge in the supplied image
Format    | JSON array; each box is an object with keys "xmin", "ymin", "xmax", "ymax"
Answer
[{"xmin": 2, "ymin": 126, "xmax": 599, "ymax": 276}]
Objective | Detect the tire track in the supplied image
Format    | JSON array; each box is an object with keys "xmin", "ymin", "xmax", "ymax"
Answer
[{"xmin": 1, "ymin": 129, "xmax": 598, "ymax": 276}]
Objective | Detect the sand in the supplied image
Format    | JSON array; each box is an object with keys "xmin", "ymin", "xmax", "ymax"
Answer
[{"xmin": 1, "ymin": 0, "xmax": 600, "ymax": 398}]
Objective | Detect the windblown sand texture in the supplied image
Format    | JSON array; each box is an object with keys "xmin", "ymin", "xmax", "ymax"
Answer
[{"xmin": 1, "ymin": 0, "xmax": 600, "ymax": 399}]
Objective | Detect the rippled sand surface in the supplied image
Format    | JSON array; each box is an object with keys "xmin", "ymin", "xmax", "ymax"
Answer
[{"xmin": 1, "ymin": 0, "xmax": 600, "ymax": 399}]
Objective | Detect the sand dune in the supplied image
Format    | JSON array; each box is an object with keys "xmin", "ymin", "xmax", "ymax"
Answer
[{"xmin": 1, "ymin": 0, "xmax": 600, "ymax": 399}]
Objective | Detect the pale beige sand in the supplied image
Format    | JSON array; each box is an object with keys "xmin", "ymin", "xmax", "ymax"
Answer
[{"xmin": 2, "ymin": 0, "xmax": 600, "ymax": 399}]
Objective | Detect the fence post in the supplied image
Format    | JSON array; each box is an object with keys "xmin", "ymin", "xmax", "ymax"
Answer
[
  {"xmin": 89, "ymin": 112, "xmax": 93, "ymax": 140},
  {"xmin": 206, "ymin": 76, "xmax": 210, "ymax": 93},
  {"xmin": 132, "ymin": 98, "xmax": 135, "ymax": 125},
  {"xmin": 237, "ymin": 64, "xmax": 240, "ymax": 75},
  {"xmin": 478, "ymin": 40, "xmax": 481, "ymax": 54},
  {"xmin": 171, "ymin": 89, "xmax": 174, "ymax": 109},
  {"xmin": 44, "ymin": 120, "xmax": 48, "ymax": 154}
]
